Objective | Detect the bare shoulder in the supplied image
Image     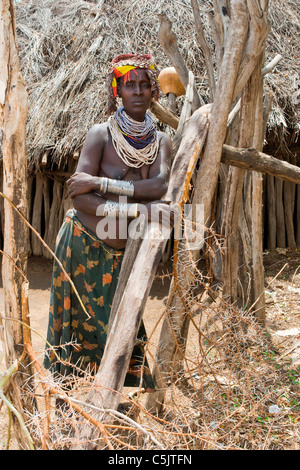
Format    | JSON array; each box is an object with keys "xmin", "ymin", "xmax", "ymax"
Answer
[
  {"xmin": 157, "ymin": 130, "xmax": 172, "ymax": 146},
  {"xmin": 76, "ymin": 122, "xmax": 110, "ymax": 173},
  {"xmin": 157, "ymin": 130, "xmax": 172, "ymax": 156},
  {"xmin": 85, "ymin": 122, "xmax": 109, "ymax": 145},
  {"xmin": 81, "ymin": 122, "xmax": 109, "ymax": 156}
]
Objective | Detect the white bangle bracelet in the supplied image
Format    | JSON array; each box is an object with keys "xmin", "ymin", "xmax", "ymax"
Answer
[
  {"xmin": 99, "ymin": 177, "xmax": 134, "ymax": 197},
  {"xmin": 103, "ymin": 200, "xmax": 138, "ymax": 218}
]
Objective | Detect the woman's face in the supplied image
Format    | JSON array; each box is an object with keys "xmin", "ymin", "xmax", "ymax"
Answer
[{"xmin": 118, "ymin": 69, "xmax": 153, "ymax": 122}]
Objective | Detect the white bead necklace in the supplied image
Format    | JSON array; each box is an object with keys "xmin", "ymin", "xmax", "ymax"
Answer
[{"xmin": 108, "ymin": 108, "xmax": 159, "ymax": 168}]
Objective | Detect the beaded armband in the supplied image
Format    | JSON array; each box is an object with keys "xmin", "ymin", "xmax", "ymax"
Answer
[
  {"xmin": 103, "ymin": 200, "xmax": 138, "ymax": 218},
  {"xmin": 99, "ymin": 177, "xmax": 134, "ymax": 197}
]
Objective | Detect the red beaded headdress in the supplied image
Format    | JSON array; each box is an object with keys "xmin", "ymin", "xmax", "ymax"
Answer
[{"xmin": 106, "ymin": 53, "xmax": 160, "ymax": 116}]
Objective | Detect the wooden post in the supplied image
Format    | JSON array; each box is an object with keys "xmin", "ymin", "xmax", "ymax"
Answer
[
  {"xmin": 145, "ymin": 1, "xmax": 249, "ymax": 415},
  {"xmin": 31, "ymin": 172, "xmax": 44, "ymax": 256},
  {"xmin": 223, "ymin": 54, "xmax": 268, "ymax": 314},
  {"xmin": 251, "ymin": 51, "xmax": 267, "ymax": 321},
  {"xmin": 147, "ymin": 0, "xmax": 270, "ymax": 413},
  {"xmin": 297, "ymin": 185, "xmax": 300, "ymax": 247},
  {"xmin": 44, "ymin": 178, "xmax": 62, "ymax": 255},
  {"xmin": 266, "ymin": 175, "xmax": 276, "ymax": 250},
  {"xmin": 275, "ymin": 178, "xmax": 286, "ymax": 248},
  {"xmin": 283, "ymin": 180, "xmax": 296, "ymax": 249},
  {"xmin": 0, "ymin": 0, "xmax": 36, "ymax": 448}
]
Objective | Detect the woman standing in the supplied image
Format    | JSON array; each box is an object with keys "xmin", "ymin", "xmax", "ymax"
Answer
[{"xmin": 44, "ymin": 54, "xmax": 172, "ymax": 393}]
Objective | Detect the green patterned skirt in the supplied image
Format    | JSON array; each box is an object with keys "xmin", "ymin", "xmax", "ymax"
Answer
[{"xmin": 43, "ymin": 209, "xmax": 155, "ymax": 391}]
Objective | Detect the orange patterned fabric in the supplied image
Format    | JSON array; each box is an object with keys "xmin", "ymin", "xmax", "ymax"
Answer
[{"xmin": 44, "ymin": 209, "xmax": 155, "ymax": 391}]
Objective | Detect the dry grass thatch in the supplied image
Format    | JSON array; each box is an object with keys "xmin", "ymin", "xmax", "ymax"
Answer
[{"xmin": 15, "ymin": 0, "xmax": 300, "ymax": 168}]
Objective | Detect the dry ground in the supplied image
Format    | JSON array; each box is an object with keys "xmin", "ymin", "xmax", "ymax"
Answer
[{"xmin": 0, "ymin": 249, "xmax": 299, "ymax": 450}]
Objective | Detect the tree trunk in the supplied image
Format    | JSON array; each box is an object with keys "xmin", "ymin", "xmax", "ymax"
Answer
[{"xmin": 0, "ymin": 0, "xmax": 36, "ymax": 449}]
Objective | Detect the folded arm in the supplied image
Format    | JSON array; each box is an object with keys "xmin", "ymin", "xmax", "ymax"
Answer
[{"xmin": 68, "ymin": 130, "xmax": 172, "ymax": 204}]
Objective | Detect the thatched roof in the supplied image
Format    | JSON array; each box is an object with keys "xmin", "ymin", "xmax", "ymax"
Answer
[{"xmin": 15, "ymin": 0, "xmax": 299, "ymax": 169}]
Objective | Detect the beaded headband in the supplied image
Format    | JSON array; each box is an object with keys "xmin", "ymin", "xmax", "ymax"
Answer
[{"xmin": 106, "ymin": 53, "xmax": 160, "ymax": 116}]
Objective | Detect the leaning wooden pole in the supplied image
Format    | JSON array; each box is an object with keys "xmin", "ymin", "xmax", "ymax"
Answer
[
  {"xmin": 0, "ymin": 0, "xmax": 35, "ymax": 448},
  {"xmin": 193, "ymin": 0, "xmax": 249, "ymax": 223},
  {"xmin": 146, "ymin": 0, "xmax": 250, "ymax": 414},
  {"xmin": 74, "ymin": 108, "xmax": 210, "ymax": 450}
]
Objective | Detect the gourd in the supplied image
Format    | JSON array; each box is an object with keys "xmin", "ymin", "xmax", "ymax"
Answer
[{"xmin": 158, "ymin": 67, "xmax": 185, "ymax": 112}]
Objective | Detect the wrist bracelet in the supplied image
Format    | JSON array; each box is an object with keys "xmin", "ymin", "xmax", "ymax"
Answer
[
  {"xmin": 99, "ymin": 177, "xmax": 134, "ymax": 197},
  {"xmin": 103, "ymin": 200, "xmax": 138, "ymax": 218}
]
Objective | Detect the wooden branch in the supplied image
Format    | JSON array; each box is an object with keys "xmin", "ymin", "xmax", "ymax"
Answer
[
  {"xmin": 150, "ymin": 100, "xmax": 179, "ymax": 129},
  {"xmin": 227, "ymin": 53, "xmax": 282, "ymax": 128},
  {"xmin": 157, "ymin": 13, "xmax": 202, "ymax": 111},
  {"xmin": 194, "ymin": 0, "xmax": 249, "ymax": 223},
  {"xmin": 190, "ymin": 0, "xmax": 216, "ymax": 100},
  {"xmin": 232, "ymin": 0, "xmax": 270, "ymax": 100},
  {"xmin": 261, "ymin": 53, "xmax": 282, "ymax": 75},
  {"xmin": 214, "ymin": 0, "xmax": 231, "ymax": 46},
  {"xmin": 208, "ymin": 7, "xmax": 223, "ymax": 71},
  {"xmin": 218, "ymin": 0, "xmax": 231, "ymax": 32},
  {"xmin": 212, "ymin": 0, "xmax": 224, "ymax": 47},
  {"xmin": 172, "ymin": 71, "xmax": 195, "ymax": 155},
  {"xmin": 221, "ymin": 145, "xmax": 300, "ymax": 183}
]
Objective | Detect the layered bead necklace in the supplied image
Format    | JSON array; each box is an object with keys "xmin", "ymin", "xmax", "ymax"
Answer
[{"xmin": 109, "ymin": 107, "xmax": 159, "ymax": 168}]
